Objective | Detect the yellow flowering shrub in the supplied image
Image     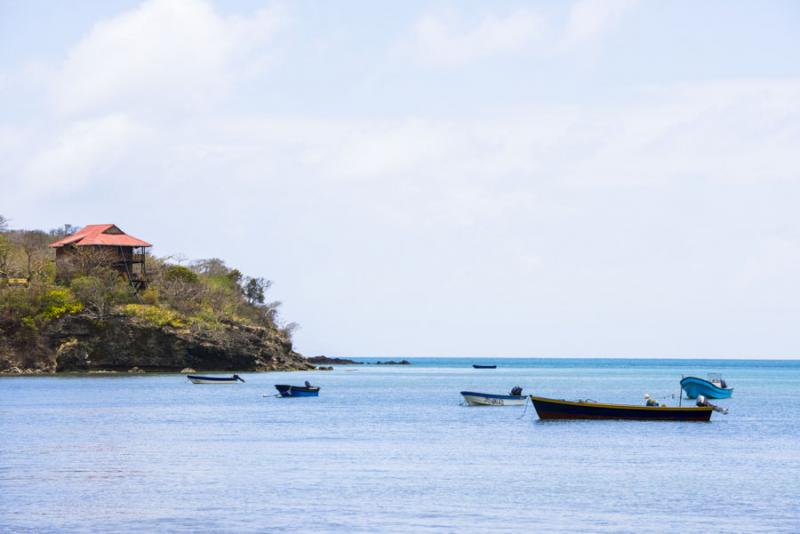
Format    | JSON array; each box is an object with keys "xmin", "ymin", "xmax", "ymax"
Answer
[
  {"xmin": 41, "ymin": 288, "xmax": 83, "ymax": 319},
  {"xmin": 119, "ymin": 304, "xmax": 185, "ymax": 328}
]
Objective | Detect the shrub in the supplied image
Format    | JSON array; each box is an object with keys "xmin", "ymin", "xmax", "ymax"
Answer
[
  {"xmin": 119, "ymin": 304, "xmax": 185, "ymax": 328},
  {"xmin": 163, "ymin": 265, "xmax": 199, "ymax": 284},
  {"xmin": 71, "ymin": 269, "xmax": 133, "ymax": 318},
  {"xmin": 139, "ymin": 287, "xmax": 160, "ymax": 305},
  {"xmin": 40, "ymin": 288, "xmax": 83, "ymax": 319}
]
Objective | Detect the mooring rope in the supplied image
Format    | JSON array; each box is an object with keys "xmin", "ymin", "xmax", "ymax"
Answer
[{"xmin": 516, "ymin": 396, "xmax": 531, "ymax": 419}]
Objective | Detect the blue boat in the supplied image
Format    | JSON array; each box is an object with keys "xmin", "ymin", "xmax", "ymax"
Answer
[
  {"xmin": 680, "ymin": 374, "xmax": 733, "ymax": 399},
  {"xmin": 275, "ymin": 383, "xmax": 320, "ymax": 397}
]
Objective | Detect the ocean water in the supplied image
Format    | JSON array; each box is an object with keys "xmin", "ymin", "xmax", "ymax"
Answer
[{"xmin": 1, "ymin": 358, "xmax": 799, "ymax": 533}]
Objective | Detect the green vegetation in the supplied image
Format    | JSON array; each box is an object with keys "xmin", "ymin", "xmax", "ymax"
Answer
[
  {"xmin": 118, "ymin": 304, "xmax": 185, "ymax": 328},
  {"xmin": 0, "ymin": 216, "xmax": 296, "ymax": 348}
]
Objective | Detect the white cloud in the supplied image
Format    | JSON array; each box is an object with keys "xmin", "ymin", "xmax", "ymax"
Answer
[
  {"xmin": 562, "ymin": 0, "xmax": 638, "ymax": 48},
  {"xmin": 409, "ymin": 8, "xmax": 545, "ymax": 65},
  {"xmin": 22, "ymin": 114, "xmax": 151, "ymax": 194},
  {"xmin": 404, "ymin": 0, "xmax": 638, "ymax": 65},
  {"xmin": 563, "ymin": 80, "xmax": 800, "ymax": 187},
  {"xmin": 2, "ymin": 0, "xmax": 799, "ymax": 355},
  {"xmin": 13, "ymin": 77, "xmax": 798, "ymax": 224},
  {"xmin": 54, "ymin": 0, "xmax": 283, "ymax": 116}
]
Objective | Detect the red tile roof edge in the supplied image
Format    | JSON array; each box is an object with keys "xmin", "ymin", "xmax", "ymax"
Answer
[{"xmin": 48, "ymin": 224, "xmax": 152, "ymax": 248}]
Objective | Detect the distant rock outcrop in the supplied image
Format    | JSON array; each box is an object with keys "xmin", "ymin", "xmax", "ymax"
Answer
[
  {"xmin": 306, "ymin": 355, "xmax": 363, "ymax": 365},
  {"xmin": 374, "ymin": 360, "xmax": 411, "ymax": 365}
]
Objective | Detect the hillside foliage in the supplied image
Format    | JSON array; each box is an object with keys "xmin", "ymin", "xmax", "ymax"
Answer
[{"xmin": 0, "ymin": 216, "xmax": 297, "ymax": 346}]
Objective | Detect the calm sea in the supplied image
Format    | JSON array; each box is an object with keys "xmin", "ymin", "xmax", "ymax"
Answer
[{"xmin": 1, "ymin": 358, "xmax": 799, "ymax": 533}]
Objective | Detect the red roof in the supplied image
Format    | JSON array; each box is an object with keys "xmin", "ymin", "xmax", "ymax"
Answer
[{"xmin": 48, "ymin": 224, "xmax": 152, "ymax": 248}]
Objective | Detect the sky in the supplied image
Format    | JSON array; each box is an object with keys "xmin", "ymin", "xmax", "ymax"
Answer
[{"xmin": 1, "ymin": 0, "xmax": 799, "ymax": 358}]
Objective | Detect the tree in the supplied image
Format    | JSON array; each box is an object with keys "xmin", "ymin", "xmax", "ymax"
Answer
[
  {"xmin": 8, "ymin": 230, "xmax": 51, "ymax": 279},
  {"xmin": 70, "ymin": 268, "xmax": 132, "ymax": 318},
  {"xmin": 281, "ymin": 321, "xmax": 299, "ymax": 341},
  {"xmin": 157, "ymin": 264, "xmax": 203, "ymax": 315},
  {"xmin": 163, "ymin": 264, "xmax": 199, "ymax": 284},
  {"xmin": 190, "ymin": 258, "xmax": 229, "ymax": 277},
  {"xmin": 48, "ymin": 224, "xmax": 79, "ymax": 241},
  {"xmin": 226, "ymin": 268, "xmax": 243, "ymax": 285},
  {"xmin": 0, "ymin": 237, "xmax": 9, "ymax": 280},
  {"xmin": 58, "ymin": 246, "xmax": 119, "ymax": 281},
  {"xmin": 0, "ymin": 216, "xmax": 8, "ymax": 279},
  {"xmin": 243, "ymin": 277, "xmax": 271, "ymax": 306},
  {"xmin": 0, "ymin": 236, "xmax": 9, "ymax": 279}
]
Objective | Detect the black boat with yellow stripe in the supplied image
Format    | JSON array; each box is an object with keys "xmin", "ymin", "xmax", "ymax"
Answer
[{"xmin": 530, "ymin": 395, "xmax": 721, "ymax": 421}]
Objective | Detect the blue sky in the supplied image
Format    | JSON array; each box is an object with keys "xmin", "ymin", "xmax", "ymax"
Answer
[{"xmin": 1, "ymin": 0, "xmax": 799, "ymax": 357}]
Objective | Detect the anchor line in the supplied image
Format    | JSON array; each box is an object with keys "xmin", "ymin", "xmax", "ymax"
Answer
[{"xmin": 517, "ymin": 397, "xmax": 531, "ymax": 419}]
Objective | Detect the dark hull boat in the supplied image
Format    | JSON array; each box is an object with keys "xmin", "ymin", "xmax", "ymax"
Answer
[
  {"xmin": 472, "ymin": 365, "xmax": 497, "ymax": 369},
  {"xmin": 275, "ymin": 384, "xmax": 320, "ymax": 397},
  {"xmin": 530, "ymin": 396, "xmax": 713, "ymax": 421},
  {"xmin": 187, "ymin": 374, "xmax": 245, "ymax": 384}
]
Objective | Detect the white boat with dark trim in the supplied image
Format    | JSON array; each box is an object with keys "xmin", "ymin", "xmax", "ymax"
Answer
[
  {"xmin": 187, "ymin": 374, "xmax": 245, "ymax": 384},
  {"xmin": 461, "ymin": 387, "xmax": 526, "ymax": 406}
]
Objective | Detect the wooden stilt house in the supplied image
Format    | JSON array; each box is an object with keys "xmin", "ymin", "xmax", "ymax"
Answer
[{"xmin": 48, "ymin": 224, "xmax": 152, "ymax": 289}]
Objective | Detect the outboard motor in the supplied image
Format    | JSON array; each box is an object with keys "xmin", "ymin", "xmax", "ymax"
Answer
[
  {"xmin": 696, "ymin": 395, "xmax": 728, "ymax": 414},
  {"xmin": 510, "ymin": 386, "xmax": 523, "ymax": 396},
  {"xmin": 234, "ymin": 374, "xmax": 246, "ymax": 383}
]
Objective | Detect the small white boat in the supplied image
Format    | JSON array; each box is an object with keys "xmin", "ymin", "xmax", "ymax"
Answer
[
  {"xmin": 461, "ymin": 389, "xmax": 527, "ymax": 406},
  {"xmin": 187, "ymin": 374, "xmax": 245, "ymax": 384}
]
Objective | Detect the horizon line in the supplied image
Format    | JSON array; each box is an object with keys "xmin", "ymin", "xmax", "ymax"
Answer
[{"xmin": 335, "ymin": 355, "xmax": 800, "ymax": 361}]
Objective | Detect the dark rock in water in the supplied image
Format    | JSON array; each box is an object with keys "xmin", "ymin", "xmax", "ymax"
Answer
[
  {"xmin": 374, "ymin": 360, "xmax": 411, "ymax": 365},
  {"xmin": 0, "ymin": 313, "xmax": 314, "ymax": 374},
  {"xmin": 307, "ymin": 355, "xmax": 363, "ymax": 365},
  {"xmin": 316, "ymin": 366, "xmax": 333, "ymax": 371}
]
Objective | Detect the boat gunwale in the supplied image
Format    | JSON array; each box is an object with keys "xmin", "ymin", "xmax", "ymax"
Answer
[
  {"xmin": 529, "ymin": 395, "xmax": 713, "ymax": 412},
  {"xmin": 461, "ymin": 391, "xmax": 525, "ymax": 400},
  {"xmin": 274, "ymin": 384, "xmax": 320, "ymax": 392},
  {"xmin": 187, "ymin": 375, "xmax": 241, "ymax": 382}
]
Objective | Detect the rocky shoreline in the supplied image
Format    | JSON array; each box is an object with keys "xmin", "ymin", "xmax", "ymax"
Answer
[{"xmin": 0, "ymin": 312, "xmax": 314, "ymax": 375}]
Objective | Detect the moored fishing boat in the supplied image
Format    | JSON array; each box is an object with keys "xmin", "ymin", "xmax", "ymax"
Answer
[
  {"xmin": 275, "ymin": 382, "xmax": 320, "ymax": 397},
  {"xmin": 187, "ymin": 374, "xmax": 245, "ymax": 384},
  {"xmin": 461, "ymin": 389, "xmax": 526, "ymax": 406},
  {"xmin": 472, "ymin": 364, "xmax": 497, "ymax": 369},
  {"xmin": 680, "ymin": 374, "xmax": 733, "ymax": 399},
  {"xmin": 530, "ymin": 395, "xmax": 714, "ymax": 421}
]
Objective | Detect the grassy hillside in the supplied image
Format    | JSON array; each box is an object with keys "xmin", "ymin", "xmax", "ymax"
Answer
[{"xmin": 0, "ymin": 216, "xmax": 303, "ymax": 372}]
